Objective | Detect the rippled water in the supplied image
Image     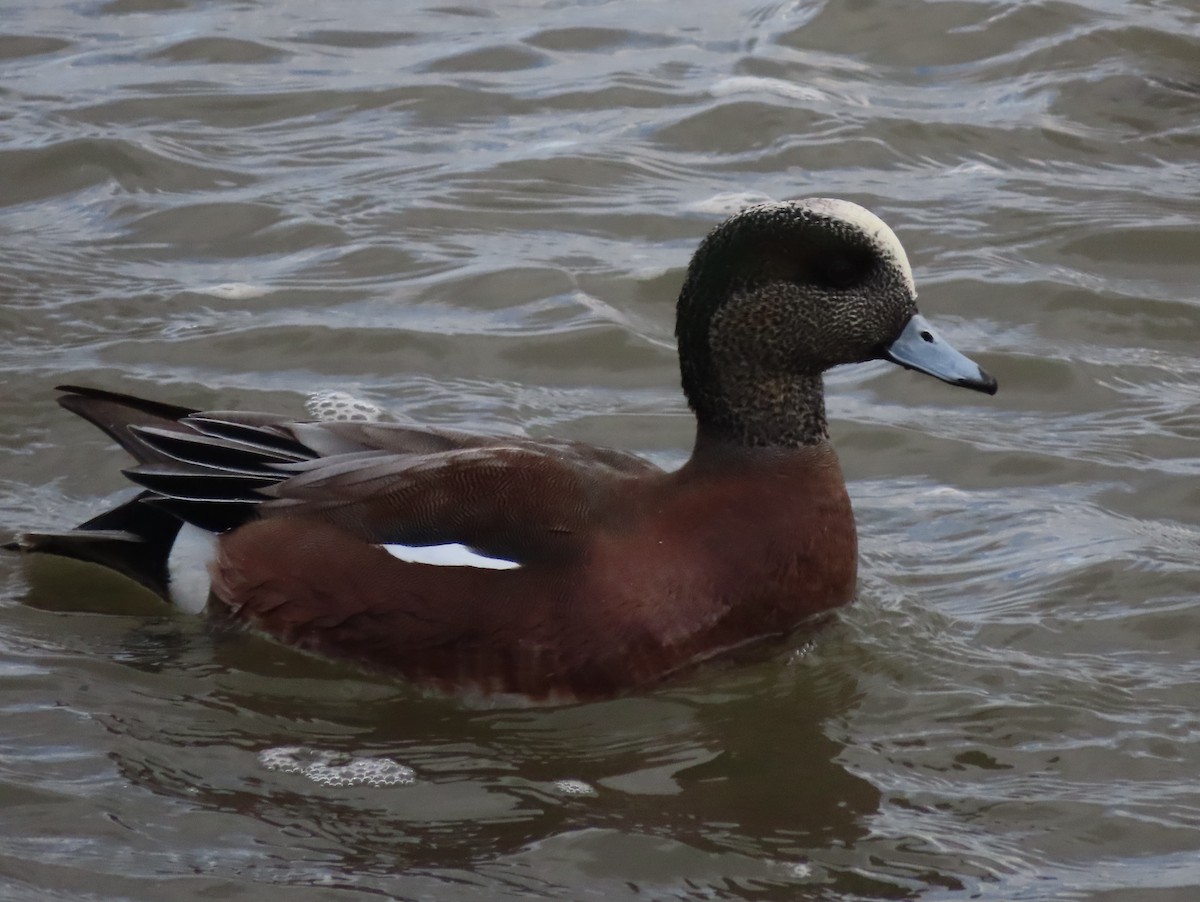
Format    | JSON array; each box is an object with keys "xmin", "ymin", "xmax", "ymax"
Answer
[{"xmin": 2, "ymin": 0, "xmax": 1199, "ymax": 899}]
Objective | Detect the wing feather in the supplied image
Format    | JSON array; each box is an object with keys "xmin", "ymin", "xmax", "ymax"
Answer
[
  {"xmin": 260, "ymin": 443, "xmax": 646, "ymax": 562},
  {"xmin": 46, "ymin": 386, "xmax": 665, "ymax": 558}
]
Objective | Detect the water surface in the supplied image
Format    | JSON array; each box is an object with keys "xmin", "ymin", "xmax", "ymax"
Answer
[{"xmin": 2, "ymin": 0, "xmax": 1199, "ymax": 899}]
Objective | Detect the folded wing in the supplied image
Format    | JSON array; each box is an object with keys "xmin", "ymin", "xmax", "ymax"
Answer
[{"xmin": 53, "ymin": 385, "xmax": 662, "ymax": 566}]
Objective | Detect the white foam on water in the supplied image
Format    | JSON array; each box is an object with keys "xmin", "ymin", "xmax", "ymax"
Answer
[
  {"xmin": 553, "ymin": 779, "xmax": 597, "ymax": 797},
  {"xmin": 305, "ymin": 390, "xmax": 392, "ymax": 423},
  {"xmin": 259, "ymin": 746, "xmax": 416, "ymax": 788}
]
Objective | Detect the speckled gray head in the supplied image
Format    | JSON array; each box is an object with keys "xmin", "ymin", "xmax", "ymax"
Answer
[{"xmin": 676, "ymin": 197, "xmax": 996, "ymax": 446}]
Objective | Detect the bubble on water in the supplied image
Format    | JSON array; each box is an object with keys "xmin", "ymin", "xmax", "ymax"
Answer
[
  {"xmin": 305, "ymin": 391, "xmax": 393, "ymax": 423},
  {"xmin": 785, "ymin": 639, "xmax": 817, "ymax": 665},
  {"xmin": 553, "ymin": 779, "xmax": 597, "ymax": 796},
  {"xmin": 259, "ymin": 746, "xmax": 415, "ymax": 788}
]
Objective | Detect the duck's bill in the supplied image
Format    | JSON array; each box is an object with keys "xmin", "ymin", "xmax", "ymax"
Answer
[{"xmin": 884, "ymin": 314, "xmax": 998, "ymax": 395}]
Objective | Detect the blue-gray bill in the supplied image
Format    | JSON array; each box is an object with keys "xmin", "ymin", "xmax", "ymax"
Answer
[{"xmin": 884, "ymin": 314, "xmax": 998, "ymax": 395}]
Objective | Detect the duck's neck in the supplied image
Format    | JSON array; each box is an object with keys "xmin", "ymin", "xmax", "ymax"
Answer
[{"xmin": 692, "ymin": 372, "xmax": 828, "ymax": 450}]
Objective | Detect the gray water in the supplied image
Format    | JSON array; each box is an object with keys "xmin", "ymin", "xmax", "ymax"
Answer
[{"xmin": 2, "ymin": 1, "xmax": 1199, "ymax": 899}]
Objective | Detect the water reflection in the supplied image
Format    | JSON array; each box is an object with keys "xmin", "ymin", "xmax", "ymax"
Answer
[
  {"xmin": 4, "ymin": 0, "xmax": 1200, "ymax": 897},
  {"xmin": 82, "ymin": 614, "xmax": 892, "ymax": 896}
]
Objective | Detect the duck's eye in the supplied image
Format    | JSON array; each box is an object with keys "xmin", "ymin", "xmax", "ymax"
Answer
[{"xmin": 821, "ymin": 255, "xmax": 861, "ymax": 289}]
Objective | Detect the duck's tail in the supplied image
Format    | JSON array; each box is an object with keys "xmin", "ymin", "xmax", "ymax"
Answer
[
  {"xmin": 3, "ymin": 496, "xmax": 182, "ymax": 599},
  {"xmin": 4, "ymin": 385, "xmax": 314, "ymax": 603}
]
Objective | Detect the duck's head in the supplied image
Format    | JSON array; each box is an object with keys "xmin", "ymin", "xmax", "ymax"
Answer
[{"xmin": 675, "ymin": 198, "xmax": 996, "ymax": 447}]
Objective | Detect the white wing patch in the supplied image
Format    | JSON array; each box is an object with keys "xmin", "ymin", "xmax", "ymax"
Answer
[{"xmin": 381, "ymin": 542, "xmax": 522, "ymax": 570}]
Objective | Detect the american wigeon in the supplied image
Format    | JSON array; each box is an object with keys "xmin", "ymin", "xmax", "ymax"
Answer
[{"xmin": 6, "ymin": 199, "xmax": 996, "ymax": 700}]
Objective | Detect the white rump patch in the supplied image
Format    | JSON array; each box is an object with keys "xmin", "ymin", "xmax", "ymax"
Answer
[
  {"xmin": 801, "ymin": 197, "xmax": 917, "ymax": 297},
  {"xmin": 167, "ymin": 522, "xmax": 218, "ymax": 613},
  {"xmin": 381, "ymin": 542, "xmax": 522, "ymax": 570}
]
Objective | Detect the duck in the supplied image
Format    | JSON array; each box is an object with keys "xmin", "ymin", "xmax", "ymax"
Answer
[{"xmin": 4, "ymin": 198, "xmax": 997, "ymax": 700}]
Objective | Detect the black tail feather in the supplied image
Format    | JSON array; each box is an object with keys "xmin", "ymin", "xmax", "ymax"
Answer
[
  {"xmin": 141, "ymin": 496, "xmax": 261, "ymax": 534},
  {"xmin": 55, "ymin": 385, "xmax": 199, "ymax": 466},
  {"xmin": 185, "ymin": 415, "xmax": 312, "ymax": 458},
  {"xmin": 55, "ymin": 384, "xmax": 198, "ymax": 422},
  {"xmin": 122, "ymin": 465, "xmax": 279, "ymax": 500},
  {"xmin": 130, "ymin": 424, "xmax": 310, "ymax": 471},
  {"xmin": 7, "ymin": 494, "xmax": 181, "ymax": 599}
]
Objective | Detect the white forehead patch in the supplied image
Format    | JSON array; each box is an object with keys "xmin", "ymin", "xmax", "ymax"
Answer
[{"xmin": 799, "ymin": 197, "xmax": 917, "ymax": 297}]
